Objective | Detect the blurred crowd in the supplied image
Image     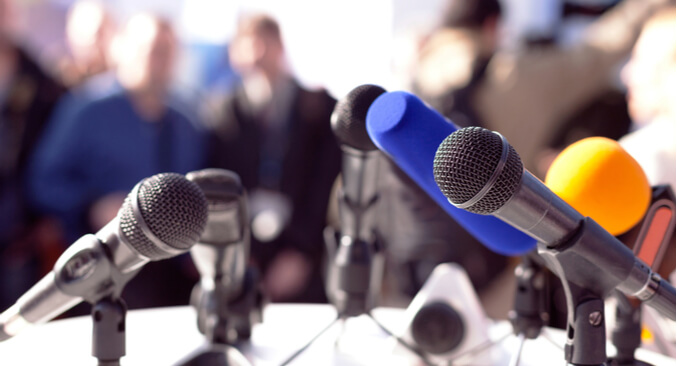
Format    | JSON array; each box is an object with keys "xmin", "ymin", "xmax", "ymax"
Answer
[{"xmin": 0, "ymin": 0, "xmax": 674, "ymax": 318}]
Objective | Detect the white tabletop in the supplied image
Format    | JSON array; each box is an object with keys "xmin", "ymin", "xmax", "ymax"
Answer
[{"xmin": 0, "ymin": 304, "xmax": 673, "ymax": 365}]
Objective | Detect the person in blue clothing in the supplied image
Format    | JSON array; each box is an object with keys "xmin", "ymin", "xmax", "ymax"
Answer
[{"xmin": 27, "ymin": 14, "xmax": 206, "ymax": 310}]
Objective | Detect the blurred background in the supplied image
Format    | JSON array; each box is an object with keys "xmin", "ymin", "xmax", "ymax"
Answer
[
  {"xmin": 0, "ymin": 0, "xmax": 673, "ymax": 322},
  {"xmin": 9, "ymin": 0, "xmax": 632, "ymax": 98}
]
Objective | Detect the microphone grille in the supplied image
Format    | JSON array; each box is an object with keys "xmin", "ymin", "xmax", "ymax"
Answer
[
  {"xmin": 186, "ymin": 168, "xmax": 243, "ymax": 199},
  {"xmin": 120, "ymin": 173, "xmax": 208, "ymax": 260},
  {"xmin": 331, "ymin": 84, "xmax": 386, "ymax": 151},
  {"xmin": 186, "ymin": 168, "xmax": 246, "ymax": 245},
  {"xmin": 433, "ymin": 127, "xmax": 523, "ymax": 214}
]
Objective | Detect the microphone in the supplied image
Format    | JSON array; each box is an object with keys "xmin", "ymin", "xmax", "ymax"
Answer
[
  {"xmin": 365, "ymin": 91, "xmax": 534, "ymax": 255},
  {"xmin": 327, "ymin": 84, "xmax": 386, "ymax": 316},
  {"xmin": 544, "ymin": 136, "xmax": 651, "ymax": 236},
  {"xmin": 187, "ymin": 169, "xmax": 248, "ymax": 304},
  {"xmin": 433, "ymin": 126, "xmax": 676, "ymax": 321},
  {"xmin": 0, "ymin": 173, "xmax": 208, "ymax": 341},
  {"xmin": 185, "ymin": 168, "xmax": 254, "ymax": 344}
]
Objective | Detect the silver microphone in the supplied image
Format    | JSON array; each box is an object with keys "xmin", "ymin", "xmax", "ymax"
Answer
[
  {"xmin": 327, "ymin": 84, "xmax": 386, "ymax": 316},
  {"xmin": 0, "ymin": 173, "xmax": 208, "ymax": 341},
  {"xmin": 186, "ymin": 168, "xmax": 253, "ymax": 343}
]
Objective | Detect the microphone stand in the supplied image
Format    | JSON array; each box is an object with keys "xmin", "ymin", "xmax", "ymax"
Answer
[
  {"xmin": 277, "ymin": 190, "xmax": 435, "ymax": 366},
  {"xmin": 507, "ymin": 255, "xmax": 549, "ymax": 366},
  {"xmin": 278, "ymin": 227, "xmax": 434, "ymax": 366},
  {"xmin": 608, "ymin": 292, "xmax": 653, "ymax": 366},
  {"xmin": 176, "ymin": 267, "xmax": 261, "ymax": 366},
  {"xmin": 92, "ymin": 296, "xmax": 127, "ymax": 366},
  {"xmin": 193, "ymin": 267, "xmax": 262, "ymax": 345}
]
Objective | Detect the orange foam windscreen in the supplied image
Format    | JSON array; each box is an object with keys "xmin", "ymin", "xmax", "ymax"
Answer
[{"xmin": 545, "ymin": 137, "xmax": 651, "ymax": 236}]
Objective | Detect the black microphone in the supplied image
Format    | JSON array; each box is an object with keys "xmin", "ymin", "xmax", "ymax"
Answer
[
  {"xmin": 186, "ymin": 168, "xmax": 255, "ymax": 344},
  {"xmin": 0, "ymin": 173, "xmax": 208, "ymax": 341},
  {"xmin": 432, "ymin": 126, "xmax": 676, "ymax": 321},
  {"xmin": 326, "ymin": 84, "xmax": 386, "ymax": 316}
]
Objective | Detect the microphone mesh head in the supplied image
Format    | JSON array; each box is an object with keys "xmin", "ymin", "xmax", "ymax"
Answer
[
  {"xmin": 119, "ymin": 173, "xmax": 208, "ymax": 260},
  {"xmin": 331, "ymin": 84, "xmax": 386, "ymax": 151},
  {"xmin": 186, "ymin": 168, "xmax": 243, "ymax": 199},
  {"xmin": 433, "ymin": 127, "xmax": 523, "ymax": 214},
  {"xmin": 186, "ymin": 168, "xmax": 246, "ymax": 245}
]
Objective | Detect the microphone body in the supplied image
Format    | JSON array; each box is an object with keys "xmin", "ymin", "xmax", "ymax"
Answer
[
  {"xmin": 187, "ymin": 169, "xmax": 248, "ymax": 302},
  {"xmin": 327, "ymin": 84, "xmax": 385, "ymax": 316},
  {"xmin": 186, "ymin": 169, "xmax": 259, "ymax": 344},
  {"xmin": 433, "ymin": 127, "xmax": 675, "ymax": 321},
  {"xmin": 338, "ymin": 147, "xmax": 380, "ymax": 242},
  {"xmin": 365, "ymin": 91, "xmax": 534, "ymax": 256},
  {"xmin": 0, "ymin": 173, "xmax": 208, "ymax": 340}
]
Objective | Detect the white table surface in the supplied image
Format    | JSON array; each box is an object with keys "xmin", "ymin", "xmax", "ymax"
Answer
[{"xmin": 0, "ymin": 304, "xmax": 673, "ymax": 365}]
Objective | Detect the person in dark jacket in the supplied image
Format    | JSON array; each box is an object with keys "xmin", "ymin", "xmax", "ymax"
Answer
[{"xmin": 209, "ymin": 14, "xmax": 341, "ymax": 303}]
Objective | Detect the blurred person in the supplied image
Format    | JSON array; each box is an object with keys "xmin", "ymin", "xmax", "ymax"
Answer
[
  {"xmin": 413, "ymin": 0, "xmax": 670, "ymax": 177},
  {"xmin": 413, "ymin": 0, "xmax": 502, "ymax": 128},
  {"xmin": 59, "ymin": 0, "xmax": 116, "ymax": 88},
  {"xmin": 38, "ymin": 2, "xmax": 122, "ymax": 183},
  {"xmin": 27, "ymin": 14, "xmax": 207, "ymax": 309},
  {"xmin": 208, "ymin": 14, "xmax": 341, "ymax": 303},
  {"xmin": 538, "ymin": 1, "xmax": 633, "ymax": 171},
  {"xmin": 0, "ymin": 0, "xmax": 65, "ymax": 308},
  {"xmin": 619, "ymin": 6, "xmax": 676, "ymax": 192}
]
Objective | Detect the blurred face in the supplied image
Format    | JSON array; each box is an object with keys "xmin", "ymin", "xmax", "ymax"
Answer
[
  {"xmin": 229, "ymin": 26, "xmax": 264, "ymax": 75},
  {"xmin": 229, "ymin": 22, "xmax": 283, "ymax": 77},
  {"xmin": 66, "ymin": 2, "xmax": 115, "ymax": 71},
  {"xmin": 118, "ymin": 15, "xmax": 177, "ymax": 91},
  {"xmin": 145, "ymin": 24, "xmax": 176, "ymax": 86},
  {"xmin": 622, "ymin": 16, "xmax": 676, "ymax": 125}
]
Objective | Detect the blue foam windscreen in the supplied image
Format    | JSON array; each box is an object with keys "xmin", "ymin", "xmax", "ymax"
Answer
[{"xmin": 366, "ymin": 91, "xmax": 536, "ymax": 255}]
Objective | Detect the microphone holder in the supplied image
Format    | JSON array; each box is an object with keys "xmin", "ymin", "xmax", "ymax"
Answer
[
  {"xmin": 175, "ymin": 267, "xmax": 260, "ymax": 366},
  {"xmin": 537, "ymin": 216, "xmax": 675, "ymax": 365},
  {"xmin": 92, "ymin": 296, "xmax": 127, "ymax": 366},
  {"xmin": 538, "ymin": 238, "xmax": 608, "ymax": 366},
  {"xmin": 507, "ymin": 254, "xmax": 549, "ymax": 365},
  {"xmin": 510, "ymin": 255, "xmax": 548, "ymax": 339},
  {"xmin": 193, "ymin": 266, "xmax": 263, "ymax": 345},
  {"xmin": 607, "ymin": 292, "xmax": 653, "ymax": 366},
  {"xmin": 564, "ymin": 282, "xmax": 608, "ymax": 366}
]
